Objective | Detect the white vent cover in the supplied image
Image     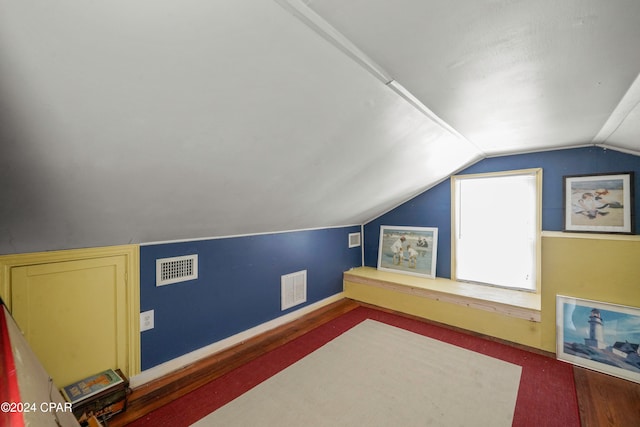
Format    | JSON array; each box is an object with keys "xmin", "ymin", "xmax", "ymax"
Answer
[
  {"xmin": 348, "ymin": 232, "xmax": 361, "ymax": 248},
  {"xmin": 281, "ymin": 270, "xmax": 307, "ymax": 310},
  {"xmin": 156, "ymin": 254, "xmax": 198, "ymax": 286}
]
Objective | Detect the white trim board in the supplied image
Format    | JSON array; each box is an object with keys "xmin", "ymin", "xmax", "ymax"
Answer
[
  {"xmin": 129, "ymin": 293, "xmax": 345, "ymax": 388},
  {"xmin": 141, "ymin": 224, "xmax": 361, "ymax": 247}
]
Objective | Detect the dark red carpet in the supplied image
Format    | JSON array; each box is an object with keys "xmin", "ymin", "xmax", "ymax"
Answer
[{"xmin": 129, "ymin": 306, "xmax": 580, "ymax": 426}]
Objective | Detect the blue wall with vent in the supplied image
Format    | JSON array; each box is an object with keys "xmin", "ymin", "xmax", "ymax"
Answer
[{"xmin": 139, "ymin": 226, "xmax": 362, "ymax": 370}]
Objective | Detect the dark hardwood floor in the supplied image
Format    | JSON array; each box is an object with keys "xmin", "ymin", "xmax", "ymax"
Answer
[
  {"xmin": 109, "ymin": 299, "xmax": 640, "ymax": 426},
  {"xmin": 574, "ymin": 365, "xmax": 640, "ymax": 426}
]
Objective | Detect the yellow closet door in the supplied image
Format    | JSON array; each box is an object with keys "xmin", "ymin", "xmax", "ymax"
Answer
[{"xmin": 11, "ymin": 256, "xmax": 128, "ymax": 388}]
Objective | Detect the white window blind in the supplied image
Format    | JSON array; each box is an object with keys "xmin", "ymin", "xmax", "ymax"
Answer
[{"xmin": 453, "ymin": 169, "xmax": 540, "ymax": 291}]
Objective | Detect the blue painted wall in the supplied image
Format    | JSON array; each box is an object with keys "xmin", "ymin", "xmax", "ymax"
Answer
[
  {"xmin": 364, "ymin": 147, "xmax": 640, "ymax": 277},
  {"xmin": 140, "ymin": 226, "xmax": 362, "ymax": 370}
]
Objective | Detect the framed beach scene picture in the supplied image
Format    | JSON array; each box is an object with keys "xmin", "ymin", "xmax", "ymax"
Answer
[
  {"xmin": 556, "ymin": 295, "xmax": 640, "ymax": 384},
  {"xmin": 563, "ymin": 172, "xmax": 634, "ymax": 234},
  {"xmin": 377, "ymin": 226, "xmax": 438, "ymax": 279}
]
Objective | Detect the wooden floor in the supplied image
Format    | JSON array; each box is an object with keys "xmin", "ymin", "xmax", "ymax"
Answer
[
  {"xmin": 574, "ymin": 365, "xmax": 640, "ymax": 426},
  {"xmin": 109, "ymin": 299, "xmax": 640, "ymax": 426}
]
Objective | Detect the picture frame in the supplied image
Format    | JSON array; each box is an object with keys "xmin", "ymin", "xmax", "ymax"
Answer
[
  {"xmin": 556, "ymin": 295, "xmax": 640, "ymax": 384},
  {"xmin": 377, "ymin": 226, "xmax": 438, "ymax": 279},
  {"xmin": 563, "ymin": 172, "xmax": 634, "ymax": 234}
]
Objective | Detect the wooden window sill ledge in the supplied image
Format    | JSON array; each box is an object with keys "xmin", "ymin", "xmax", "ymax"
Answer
[{"xmin": 343, "ymin": 267, "xmax": 541, "ymax": 322}]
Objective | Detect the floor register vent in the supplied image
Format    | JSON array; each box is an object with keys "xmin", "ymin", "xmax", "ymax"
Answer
[
  {"xmin": 156, "ymin": 254, "xmax": 198, "ymax": 286},
  {"xmin": 281, "ymin": 270, "xmax": 307, "ymax": 310}
]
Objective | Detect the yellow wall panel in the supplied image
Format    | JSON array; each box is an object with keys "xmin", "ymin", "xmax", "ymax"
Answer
[
  {"xmin": 346, "ymin": 233, "xmax": 640, "ymax": 354},
  {"xmin": 0, "ymin": 245, "xmax": 140, "ymax": 386},
  {"xmin": 540, "ymin": 233, "xmax": 640, "ymax": 351},
  {"xmin": 344, "ymin": 280, "xmax": 543, "ymax": 348},
  {"xmin": 11, "ymin": 257, "xmax": 128, "ymax": 386}
]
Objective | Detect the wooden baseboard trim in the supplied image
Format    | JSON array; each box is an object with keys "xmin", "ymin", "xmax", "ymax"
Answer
[{"xmin": 108, "ymin": 298, "xmax": 360, "ymax": 426}]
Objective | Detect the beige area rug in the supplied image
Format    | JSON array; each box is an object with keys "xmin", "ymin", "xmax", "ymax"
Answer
[{"xmin": 192, "ymin": 320, "xmax": 522, "ymax": 427}]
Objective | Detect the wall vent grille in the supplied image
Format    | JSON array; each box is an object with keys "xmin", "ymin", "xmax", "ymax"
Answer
[
  {"xmin": 156, "ymin": 254, "xmax": 198, "ymax": 286},
  {"xmin": 281, "ymin": 270, "xmax": 307, "ymax": 310},
  {"xmin": 348, "ymin": 232, "xmax": 361, "ymax": 248}
]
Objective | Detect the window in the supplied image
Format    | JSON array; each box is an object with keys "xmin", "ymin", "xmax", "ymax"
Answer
[{"xmin": 452, "ymin": 169, "xmax": 541, "ymax": 292}]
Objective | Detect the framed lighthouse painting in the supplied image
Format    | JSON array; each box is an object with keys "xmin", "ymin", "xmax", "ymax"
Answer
[{"xmin": 556, "ymin": 295, "xmax": 640, "ymax": 383}]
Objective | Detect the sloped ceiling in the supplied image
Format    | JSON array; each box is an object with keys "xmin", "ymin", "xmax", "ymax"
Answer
[
  {"xmin": 302, "ymin": 0, "xmax": 640, "ymax": 154},
  {"xmin": 0, "ymin": 0, "xmax": 639, "ymax": 254}
]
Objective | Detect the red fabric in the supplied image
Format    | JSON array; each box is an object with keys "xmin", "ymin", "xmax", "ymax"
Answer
[
  {"xmin": 0, "ymin": 307, "xmax": 25, "ymax": 427},
  {"xmin": 130, "ymin": 307, "xmax": 580, "ymax": 426}
]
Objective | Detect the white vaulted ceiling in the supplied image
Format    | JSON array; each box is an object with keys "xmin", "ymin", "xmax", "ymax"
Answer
[
  {"xmin": 299, "ymin": 0, "xmax": 640, "ymax": 154},
  {"xmin": 0, "ymin": 0, "xmax": 639, "ymax": 254}
]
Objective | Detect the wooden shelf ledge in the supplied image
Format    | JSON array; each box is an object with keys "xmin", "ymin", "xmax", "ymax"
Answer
[{"xmin": 344, "ymin": 267, "xmax": 541, "ymax": 322}]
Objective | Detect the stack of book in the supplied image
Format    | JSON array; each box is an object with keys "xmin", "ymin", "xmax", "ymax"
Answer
[{"xmin": 61, "ymin": 369, "xmax": 129, "ymax": 426}]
